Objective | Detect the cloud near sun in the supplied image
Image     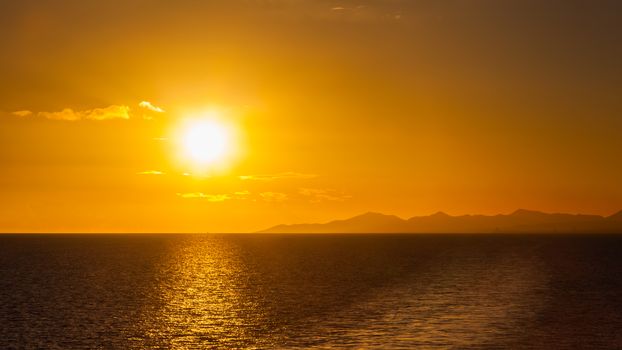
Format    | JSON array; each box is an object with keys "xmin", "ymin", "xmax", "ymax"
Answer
[
  {"xmin": 299, "ymin": 188, "xmax": 352, "ymax": 203},
  {"xmin": 175, "ymin": 188, "xmax": 349, "ymax": 204},
  {"xmin": 137, "ymin": 170, "xmax": 165, "ymax": 175},
  {"xmin": 173, "ymin": 190, "xmax": 289, "ymax": 203},
  {"xmin": 176, "ymin": 191, "xmax": 286, "ymax": 203},
  {"xmin": 38, "ymin": 105, "xmax": 131, "ymax": 121},
  {"xmin": 138, "ymin": 101, "xmax": 165, "ymax": 113},
  {"xmin": 10, "ymin": 101, "xmax": 164, "ymax": 121},
  {"xmin": 177, "ymin": 193, "xmax": 232, "ymax": 202},
  {"xmin": 238, "ymin": 172, "xmax": 318, "ymax": 181}
]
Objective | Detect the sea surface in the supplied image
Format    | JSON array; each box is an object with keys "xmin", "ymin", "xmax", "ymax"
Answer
[{"xmin": 1, "ymin": 234, "xmax": 622, "ymax": 349}]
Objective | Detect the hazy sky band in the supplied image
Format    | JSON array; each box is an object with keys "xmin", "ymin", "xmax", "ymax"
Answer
[{"xmin": 0, "ymin": 0, "xmax": 621, "ymax": 232}]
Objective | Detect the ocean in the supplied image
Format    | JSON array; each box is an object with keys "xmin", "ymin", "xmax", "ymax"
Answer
[{"xmin": 1, "ymin": 234, "xmax": 621, "ymax": 349}]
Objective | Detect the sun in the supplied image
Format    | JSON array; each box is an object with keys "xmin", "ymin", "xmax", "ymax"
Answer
[
  {"xmin": 182, "ymin": 120, "xmax": 229, "ymax": 164},
  {"xmin": 172, "ymin": 111, "xmax": 240, "ymax": 173}
]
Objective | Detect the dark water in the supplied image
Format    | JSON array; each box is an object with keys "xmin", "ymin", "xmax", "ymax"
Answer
[{"xmin": 1, "ymin": 234, "xmax": 622, "ymax": 349}]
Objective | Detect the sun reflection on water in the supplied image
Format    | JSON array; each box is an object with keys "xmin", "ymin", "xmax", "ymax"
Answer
[
  {"xmin": 135, "ymin": 236, "xmax": 270, "ymax": 349},
  {"xmin": 10, "ymin": 235, "xmax": 611, "ymax": 349},
  {"xmin": 124, "ymin": 235, "xmax": 553, "ymax": 349}
]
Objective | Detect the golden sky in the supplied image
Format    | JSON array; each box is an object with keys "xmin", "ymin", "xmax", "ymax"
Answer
[{"xmin": 1, "ymin": 0, "xmax": 621, "ymax": 232}]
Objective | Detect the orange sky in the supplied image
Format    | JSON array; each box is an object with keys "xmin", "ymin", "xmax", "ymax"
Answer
[{"xmin": 1, "ymin": 0, "xmax": 621, "ymax": 232}]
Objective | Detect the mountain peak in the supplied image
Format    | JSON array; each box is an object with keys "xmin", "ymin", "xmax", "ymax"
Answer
[
  {"xmin": 608, "ymin": 210, "xmax": 622, "ymax": 220},
  {"xmin": 258, "ymin": 209, "xmax": 621, "ymax": 233},
  {"xmin": 357, "ymin": 211, "xmax": 390, "ymax": 218},
  {"xmin": 510, "ymin": 209, "xmax": 546, "ymax": 217},
  {"xmin": 349, "ymin": 212, "xmax": 403, "ymax": 223}
]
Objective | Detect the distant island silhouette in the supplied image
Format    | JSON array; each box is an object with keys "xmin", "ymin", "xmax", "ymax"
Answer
[{"xmin": 259, "ymin": 209, "xmax": 622, "ymax": 233}]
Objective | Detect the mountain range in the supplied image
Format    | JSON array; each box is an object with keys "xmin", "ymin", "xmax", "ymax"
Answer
[{"xmin": 259, "ymin": 209, "xmax": 622, "ymax": 233}]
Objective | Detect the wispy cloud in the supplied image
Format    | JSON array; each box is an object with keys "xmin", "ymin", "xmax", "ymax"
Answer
[
  {"xmin": 175, "ymin": 188, "xmax": 347, "ymax": 203},
  {"xmin": 177, "ymin": 190, "xmax": 252, "ymax": 202},
  {"xmin": 239, "ymin": 172, "xmax": 317, "ymax": 181},
  {"xmin": 260, "ymin": 192, "xmax": 288, "ymax": 202},
  {"xmin": 233, "ymin": 190, "xmax": 251, "ymax": 199},
  {"xmin": 9, "ymin": 102, "xmax": 166, "ymax": 121},
  {"xmin": 176, "ymin": 192, "xmax": 231, "ymax": 202},
  {"xmin": 249, "ymin": 1, "xmax": 401, "ymax": 23},
  {"xmin": 37, "ymin": 105, "xmax": 131, "ymax": 121},
  {"xmin": 139, "ymin": 101, "xmax": 165, "ymax": 113},
  {"xmin": 11, "ymin": 110, "xmax": 32, "ymax": 117},
  {"xmin": 295, "ymin": 2, "xmax": 402, "ymax": 23},
  {"xmin": 137, "ymin": 170, "xmax": 165, "ymax": 175},
  {"xmin": 299, "ymin": 188, "xmax": 352, "ymax": 203}
]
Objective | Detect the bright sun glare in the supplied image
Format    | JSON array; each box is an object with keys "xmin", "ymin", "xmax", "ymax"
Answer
[
  {"xmin": 173, "ymin": 112, "xmax": 239, "ymax": 173},
  {"xmin": 182, "ymin": 120, "xmax": 229, "ymax": 164}
]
